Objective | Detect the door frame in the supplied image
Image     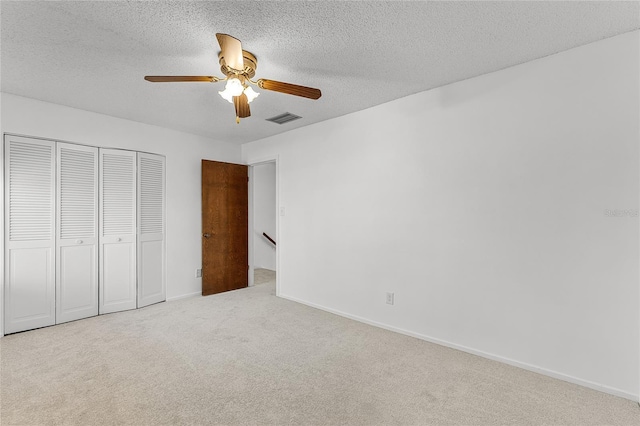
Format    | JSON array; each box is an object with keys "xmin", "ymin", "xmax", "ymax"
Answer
[{"xmin": 247, "ymin": 155, "xmax": 279, "ymax": 296}]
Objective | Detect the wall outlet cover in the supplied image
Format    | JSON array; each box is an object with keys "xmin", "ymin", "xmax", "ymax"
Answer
[{"xmin": 386, "ymin": 292, "xmax": 394, "ymax": 305}]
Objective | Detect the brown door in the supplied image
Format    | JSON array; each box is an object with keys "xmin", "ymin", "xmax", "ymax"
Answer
[{"xmin": 201, "ymin": 160, "xmax": 248, "ymax": 295}]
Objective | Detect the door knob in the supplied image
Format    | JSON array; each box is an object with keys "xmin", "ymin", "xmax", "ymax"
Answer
[
  {"xmin": 116, "ymin": 238, "xmax": 122, "ymax": 242},
  {"xmin": 76, "ymin": 240, "xmax": 83, "ymax": 244},
  {"xmin": 203, "ymin": 233, "xmax": 211, "ymax": 238}
]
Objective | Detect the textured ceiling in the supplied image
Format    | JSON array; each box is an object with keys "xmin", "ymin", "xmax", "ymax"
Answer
[{"xmin": 1, "ymin": 1, "xmax": 638, "ymax": 145}]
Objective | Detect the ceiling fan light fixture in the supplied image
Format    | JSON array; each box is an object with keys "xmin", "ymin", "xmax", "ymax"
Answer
[
  {"xmin": 218, "ymin": 76, "xmax": 244, "ymax": 102},
  {"xmin": 244, "ymin": 86, "xmax": 260, "ymax": 103},
  {"xmin": 218, "ymin": 89, "xmax": 234, "ymax": 103}
]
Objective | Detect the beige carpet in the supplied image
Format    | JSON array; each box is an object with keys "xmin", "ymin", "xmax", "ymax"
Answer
[
  {"xmin": 254, "ymin": 268, "xmax": 276, "ymax": 286},
  {"xmin": 1, "ymin": 275, "xmax": 639, "ymax": 425}
]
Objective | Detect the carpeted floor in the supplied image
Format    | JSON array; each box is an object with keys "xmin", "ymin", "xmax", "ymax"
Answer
[
  {"xmin": 1, "ymin": 272, "xmax": 639, "ymax": 425},
  {"xmin": 254, "ymin": 268, "xmax": 276, "ymax": 286}
]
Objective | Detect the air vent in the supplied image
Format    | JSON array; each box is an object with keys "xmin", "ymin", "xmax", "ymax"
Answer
[{"xmin": 266, "ymin": 112, "xmax": 302, "ymax": 125}]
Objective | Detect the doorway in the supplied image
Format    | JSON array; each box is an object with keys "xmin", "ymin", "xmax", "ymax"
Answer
[{"xmin": 248, "ymin": 159, "xmax": 278, "ymax": 293}]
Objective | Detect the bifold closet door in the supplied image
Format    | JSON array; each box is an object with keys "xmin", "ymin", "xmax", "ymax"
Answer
[
  {"xmin": 99, "ymin": 149, "xmax": 137, "ymax": 314},
  {"xmin": 56, "ymin": 143, "xmax": 99, "ymax": 324},
  {"xmin": 4, "ymin": 136, "xmax": 56, "ymax": 334},
  {"xmin": 137, "ymin": 152, "xmax": 166, "ymax": 308}
]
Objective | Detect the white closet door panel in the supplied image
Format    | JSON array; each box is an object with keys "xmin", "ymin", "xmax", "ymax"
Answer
[
  {"xmin": 102, "ymin": 151, "xmax": 136, "ymax": 236},
  {"xmin": 102, "ymin": 241, "xmax": 136, "ymax": 309},
  {"xmin": 99, "ymin": 149, "xmax": 137, "ymax": 314},
  {"xmin": 139, "ymin": 156, "xmax": 164, "ymax": 234},
  {"xmin": 137, "ymin": 153, "xmax": 166, "ymax": 308},
  {"xmin": 4, "ymin": 136, "xmax": 56, "ymax": 334},
  {"xmin": 6, "ymin": 247, "xmax": 55, "ymax": 333},
  {"xmin": 8, "ymin": 140, "xmax": 55, "ymax": 242},
  {"xmin": 57, "ymin": 244, "xmax": 97, "ymax": 321},
  {"xmin": 56, "ymin": 143, "xmax": 98, "ymax": 324},
  {"xmin": 139, "ymin": 237, "xmax": 164, "ymax": 301}
]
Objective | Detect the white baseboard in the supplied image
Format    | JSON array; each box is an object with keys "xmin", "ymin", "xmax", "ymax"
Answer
[
  {"xmin": 167, "ymin": 291, "xmax": 201, "ymax": 302},
  {"xmin": 278, "ymin": 293, "xmax": 638, "ymax": 402}
]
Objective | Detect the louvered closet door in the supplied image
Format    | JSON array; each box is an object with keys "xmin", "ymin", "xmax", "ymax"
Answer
[
  {"xmin": 4, "ymin": 136, "xmax": 56, "ymax": 334},
  {"xmin": 99, "ymin": 149, "xmax": 137, "ymax": 314},
  {"xmin": 137, "ymin": 153, "xmax": 166, "ymax": 308},
  {"xmin": 56, "ymin": 143, "xmax": 99, "ymax": 324}
]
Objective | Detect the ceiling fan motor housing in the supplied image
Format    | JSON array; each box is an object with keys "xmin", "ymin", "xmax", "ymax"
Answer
[{"xmin": 218, "ymin": 50, "xmax": 257, "ymax": 79}]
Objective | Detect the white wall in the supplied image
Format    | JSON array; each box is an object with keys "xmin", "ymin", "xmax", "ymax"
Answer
[
  {"xmin": 0, "ymin": 91, "xmax": 3, "ymax": 336},
  {"xmin": 1, "ymin": 93, "xmax": 242, "ymax": 321},
  {"xmin": 243, "ymin": 31, "xmax": 640, "ymax": 399},
  {"xmin": 253, "ymin": 162, "xmax": 277, "ymax": 270}
]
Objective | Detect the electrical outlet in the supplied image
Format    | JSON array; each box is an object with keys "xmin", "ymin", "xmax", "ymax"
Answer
[
  {"xmin": 386, "ymin": 292, "xmax": 394, "ymax": 305},
  {"xmin": 196, "ymin": 268, "xmax": 202, "ymax": 278}
]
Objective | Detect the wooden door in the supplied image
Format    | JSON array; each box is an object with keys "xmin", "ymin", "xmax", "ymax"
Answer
[
  {"xmin": 99, "ymin": 148, "xmax": 137, "ymax": 314},
  {"xmin": 56, "ymin": 142, "xmax": 99, "ymax": 324},
  {"xmin": 202, "ymin": 160, "xmax": 248, "ymax": 295},
  {"xmin": 4, "ymin": 135, "xmax": 56, "ymax": 334}
]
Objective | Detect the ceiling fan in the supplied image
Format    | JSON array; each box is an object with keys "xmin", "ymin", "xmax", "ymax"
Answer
[{"xmin": 145, "ymin": 33, "xmax": 322, "ymax": 124}]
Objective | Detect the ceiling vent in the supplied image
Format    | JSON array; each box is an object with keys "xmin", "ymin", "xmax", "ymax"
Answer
[{"xmin": 266, "ymin": 112, "xmax": 302, "ymax": 125}]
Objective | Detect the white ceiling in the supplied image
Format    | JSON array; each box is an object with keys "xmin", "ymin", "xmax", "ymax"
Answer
[{"xmin": 1, "ymin": 1, "xmax": 638, "ymax": 145}]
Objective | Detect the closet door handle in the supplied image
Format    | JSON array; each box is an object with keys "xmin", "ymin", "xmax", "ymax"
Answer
[
  {"xmin": 116, "ymin": 237, "xmax": 122, "ymax": 242},
  {"xmin": 76, "ymin": 240, "xmax": 83, "ymax": 244}
]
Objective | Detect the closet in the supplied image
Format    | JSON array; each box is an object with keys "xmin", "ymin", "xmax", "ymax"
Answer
[{"xmin": 4, "ymin": 135, "xmax": 166, "ymax": 334}]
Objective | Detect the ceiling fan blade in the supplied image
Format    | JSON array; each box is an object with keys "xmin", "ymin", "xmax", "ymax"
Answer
[
  {"xmin": 234, "ymin": 93, "xmax": 251, "ymax": 119},
  {"xmin": 144, "ymin": 76, "xmax": 219, "ymax": 82},
  {"xmin": 257, "ymin": 79, "xmax": 322, "ymax": 100},
  {"xmin": 216, "ymin": 33, "xmax": 244, "ymax": 71}
]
